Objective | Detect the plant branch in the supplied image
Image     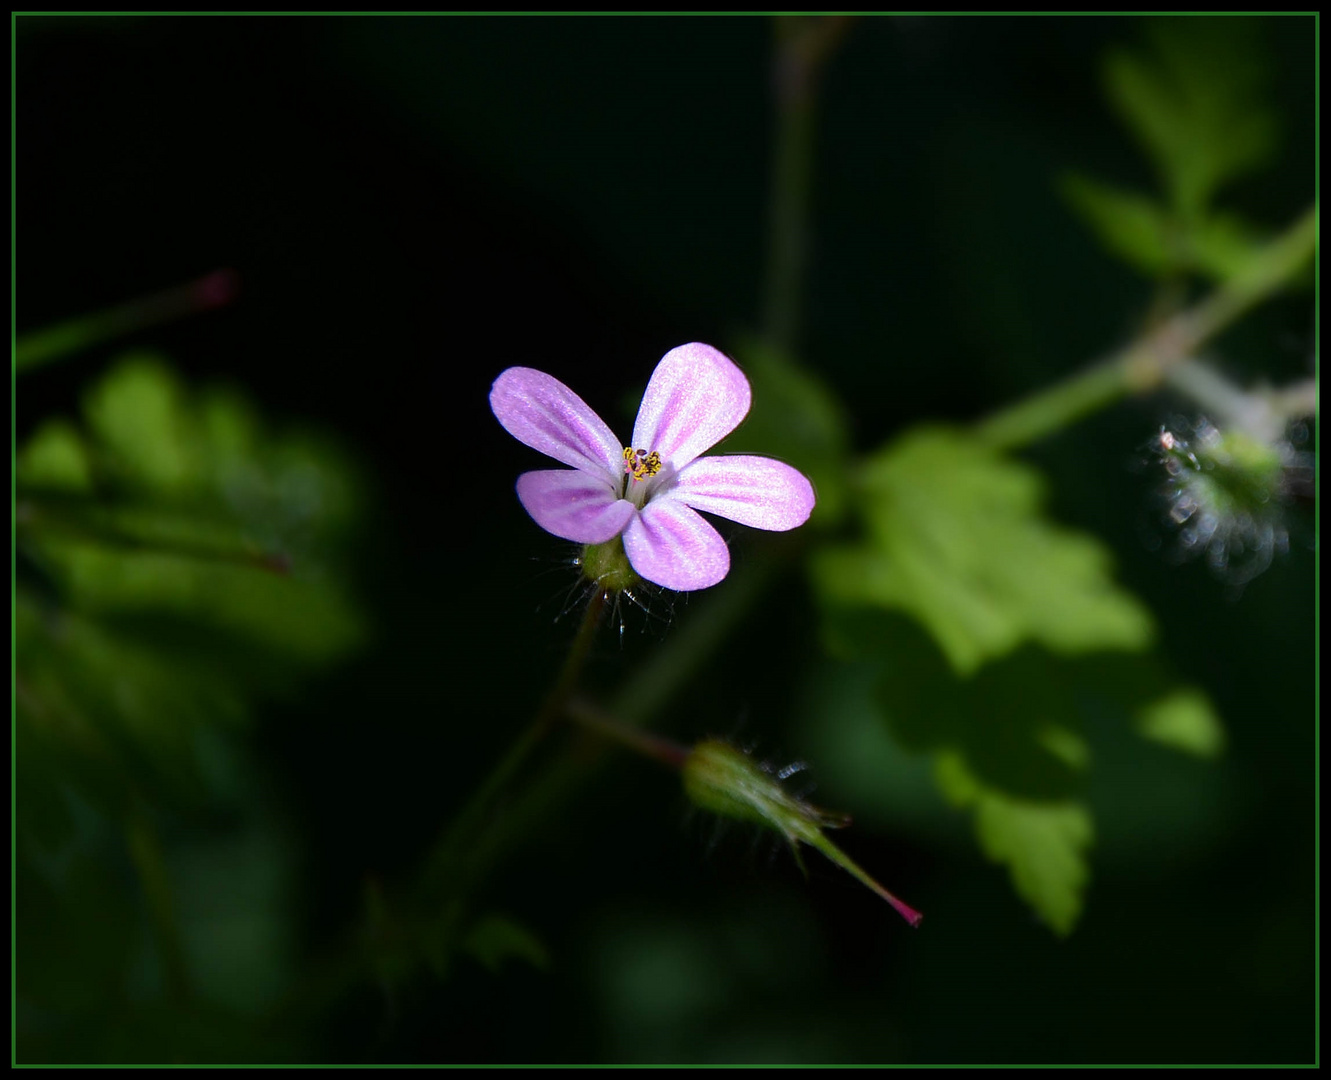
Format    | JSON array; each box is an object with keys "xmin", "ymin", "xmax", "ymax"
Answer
[
  {"xmin": 420, "ymin": 588, "xmax": 607, "ymax": 899},
  {"xmin": 564, "ymin": 698, "xmax": 690, "ymax": 770},
  {"xmin": 974, "ymin": 204, "xmax": 1317, "ymax": 451},
  {"xmin": 1164, "ymin": 361, "xmax": 1316, "ymax": 442},
  {"xmin": 762, "ymin": 16, "xmax": 853, "ymax": 355},
  {"xmin": 15, "ymin": 270, "xmax": 237, "ymax": 374}
]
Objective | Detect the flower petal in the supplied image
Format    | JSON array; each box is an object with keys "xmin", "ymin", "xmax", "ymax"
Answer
[
  {"xmin": 491, "ymin": 367, "xmax": 623, "ymax": 479},
  {"xmin": 674, "ymin": 455, "xmax": 816, "ymax": 531},
  {"xmin": 630, "ymin": 343, "xmax": 751, "ymax": 471},
  {"xmin": 622, "ymin": 498, "xmax": 730, "ymax": 591},
  {"xmin": 516, "ymin": 470, "xmax": 635, "ymax": 543}
]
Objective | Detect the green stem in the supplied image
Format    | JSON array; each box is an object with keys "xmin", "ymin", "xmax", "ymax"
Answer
[
  {"xmin": 564, "ymin": 698, "xmax": 690, "ymax": 770},
  {"xmin": 15, "ymin": 270, "xmax": 237, "ymax": 374},
  {"xmin": 762, "ymin": 17, "xmax": 852, "ymax": 354},
  {"xmin": 612, "ymin": 554, "xmax": 779, "ymax": 723},
  {"xmin": 1186, "ymin": 204, "xmax": 1318, "ymax": 342},
  {"xmin": 420, "ymin": 555, "xmax": 783, "ymax": 902},
  {"xmin": 475, "ymin": 551, "xmax": 794, "ymax": 877},
  {"xmin": 1162, "ymin": 361, "xmax": 1316, "ymax": 441},
  {"xmin": 411, "ymin": 15, "xmax": 850, "ymax": 936},
  {"xmin": 421, "ymin": 588, "xmax": 606, "ymax": 897},
  {"xmin": 972, "ymin": 358, "xmax": 1132, "ymax": 452},
  {"xmin": 974, "ymin": 204, "xmax": 1317, "ymax": 452}
]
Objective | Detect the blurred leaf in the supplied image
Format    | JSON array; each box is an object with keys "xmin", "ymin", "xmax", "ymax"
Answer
[
  {"xmin": 1103, "ymin": 18, "xmax": 1278, "ymax": 220},
  {"xmin": 1186, "ymin": 210, "xmax": 1274, "ymax": 283},
  {"xmin": 56, "ymin": 544, "xmax": 359, "ymax": 659},
  {"xmin": 1060, "ymin": 173, "xmax": 1272, "ymax": 284},
  {"xmin": 936, "ymin": 750, "xmax": 1092, "ymax": 937},
  {"xmin": 594, "ymin": 898, "xmax": 836, "ymax": 1063},
  {"xmin": 14, "ymin": 724, "xmax": 78, "ymax": 853},
  {"xmin": 19, "ymin": 590, "xmax": 247, "ymax": 810},
  {"xmin": 815, "ymin": 609, "xmax": 1224, "ymax": 931},
  {"xmin": 461, "ymin": 913, "xmax": 550, "ymax": 974},
  {"xmin": 171, "ymin": 819, "xmax": 298, "ymax": 1016},
  {"xmin": 1135, "ymin": 688, "xmax": 1226, "ymax": 759},
  {"xmin": 812, "ymin": 427, "xmax": 1154, "ymax": 676},
  {"xmin": 1060, "ymin": 173, "xmax": 1179, "ymax": 278},
  {"xmin": 83, "ymin": 355, "xmax": 199, "ymax": 491},
  {"xmin": 830, "ymin": 607, "xmax": 1224, "ymax": 764},
  {"xmin": 16, "ymin": 355, "xmax": 364, "ymax": 818},
  {"xmin": 17, "ymin": 352, "xmax": 364, "ymax": 1061},
  {"xmin": 823, "ymin": 610, "xmax": 1088, "ymax": 801},
  {"xmin": 723, "ymin": 337, "xmax": 851, "ymax": 526},
  {"xmin": 17, "ymin": 837, "xmax": 140, "ymax": 1017},
  {"xmin": 789, "ymin": 661, "xmax": 959, "ymax": 842},
  {"xmin": 15, "ymin": 420, "xmax": 94, "ymax": 492}
]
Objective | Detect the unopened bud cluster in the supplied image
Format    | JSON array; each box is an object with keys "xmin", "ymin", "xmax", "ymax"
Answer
[{"xmin": 1154, "ymin": 418, "xmax": 1298, "ymax": 584}]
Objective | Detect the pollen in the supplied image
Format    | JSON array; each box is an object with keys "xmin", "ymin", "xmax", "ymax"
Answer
[{"xmin": 623, "ymin": 446, "xmax": 662, "ymax": 483}]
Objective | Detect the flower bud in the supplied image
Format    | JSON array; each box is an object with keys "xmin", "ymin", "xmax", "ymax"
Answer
[{"xmin": 682, "ymin": 739, "xmax": 922, "ymax": 926}]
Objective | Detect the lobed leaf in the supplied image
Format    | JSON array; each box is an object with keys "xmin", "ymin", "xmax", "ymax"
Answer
[
  {"xmin": 1103, "ymin": 18, "xmax": 1278, "ymax": 220},
  {"xmin": 812, "ymin": 427, "xmax": 1154, "ymax": 676},
  {"xmin": 936, "ymin": 750, "xmax": 1093, "ymax": 937}
]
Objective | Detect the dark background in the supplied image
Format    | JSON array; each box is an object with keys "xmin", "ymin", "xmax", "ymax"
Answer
[{"xmin": 17, "ymin": 15, "xmax": 1316, "ymax": 1063}]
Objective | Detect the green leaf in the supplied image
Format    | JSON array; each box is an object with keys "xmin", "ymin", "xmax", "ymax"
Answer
[
  {"xmin": 82, "ymin": 355, "xmax": 200, "ymax": 492},
  {"xmin": 1060, "ymin": 173, "xmax": 1273, "ymax": 284},
  {"xmin": 17, "ymin": 837, "xmax": 140, "ymax": 1016},
  {"xmin": 1103, "ymin": 18, "xmax": 1278, "ymax": 219},
  {"xmin": 15, "ymin": 420, "xmax": 94, "ymax": 493},
  {"xmin": 936, "ymin": 750, "xmax": 1093, "ymax": 937},
  {"xmin": 813, "ymin": 609, "xmax": 1223, "ymax": 930},
  {"xmin": 16, "ymin": 355, "xmax": 364, "ymax": 815},
  {"xmin": 828, "ymin": 612, "xmax": 1090, "ymax": 800},
  {"xmin": 170, "ymin": 822, "xmax": 299, "ymax": 1016},
  {"xmin": 1187, "ymin": 211, "xmax": 1274, "ymax": 283},
  {"xmin": 1135, "ymin": 688, "xmax": 1226, "ymax": 759},
  {"xmin": 812, "ymin": 427, "xmax": 1154, "ymax": 676},
  {"xmin": 1060, "ymin": 173, "xmax": 1179, "ymax": 277}
]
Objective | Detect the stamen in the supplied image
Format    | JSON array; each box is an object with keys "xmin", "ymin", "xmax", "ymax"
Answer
[{"xmin": 623, "ymin": 446, "xmax": 662, "ymax": 483}]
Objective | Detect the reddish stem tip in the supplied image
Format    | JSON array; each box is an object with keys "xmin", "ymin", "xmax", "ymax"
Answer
[{"xmin": 193, "ymin": 269, "xmax": 239, "ymax": 309}]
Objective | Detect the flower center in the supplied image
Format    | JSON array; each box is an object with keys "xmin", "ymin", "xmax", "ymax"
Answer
[{"xmin": 623, "ymin": 446, "xmax": 662, "ymax": 484}]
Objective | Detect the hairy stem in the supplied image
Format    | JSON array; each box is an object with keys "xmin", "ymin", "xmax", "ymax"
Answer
[
  {"xmin": 974, "ymin": 204, "xmax": 1317, "ymax": 451},
  {"xmin": 564, "ymin": 698, "xmax": 690, "ymax": 770},
  {"xmin": 464, "ymin": 550, "xmax": 796, "ymax": 884},
  {"xmin": 421, "ymin": 588, "xmax": 607, "ymax": 898},
  {"xmin": 762, "ymin": 16, "xmax": 853, "ymax": 355}
]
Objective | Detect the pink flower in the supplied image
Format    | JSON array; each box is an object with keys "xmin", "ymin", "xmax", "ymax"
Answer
[{"xmin": 490, "ymin": 343, "xmax": 816, "ymax": 591}]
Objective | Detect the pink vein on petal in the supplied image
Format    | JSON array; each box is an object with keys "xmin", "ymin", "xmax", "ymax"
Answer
[
  {"xmin": 622, "ymin": 497, "xmax": 730, "ymax": 591},
  {"xmin": 631, "ymin": 344, "xmax": 751, "ymax": 471},
  {"xmin": 491, "ymin": 367, "xmax": 623, "ymax": 479},
  {"xmin": 515, "ymin": 470, "xmax": 635, "ymax": 544},
  {"xmin": 675, "ymin": 455, "xmax": 816, "ymax": 531}
]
